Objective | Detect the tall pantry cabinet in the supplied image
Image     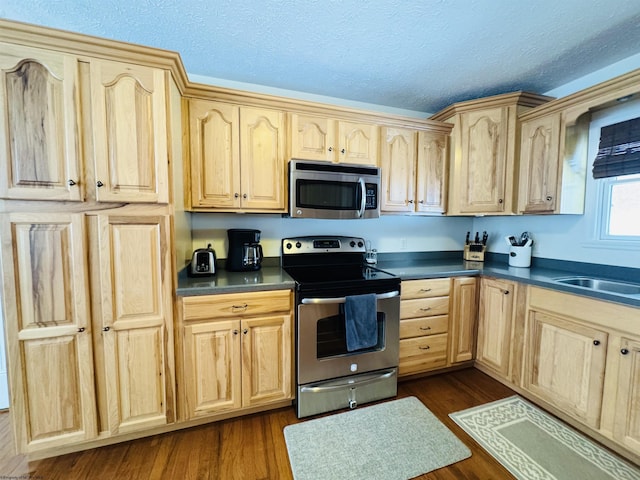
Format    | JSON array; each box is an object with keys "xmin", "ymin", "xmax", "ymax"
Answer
[{"xmin": 0, "ymin": 39, "xmax": 179, "ymax": 454}]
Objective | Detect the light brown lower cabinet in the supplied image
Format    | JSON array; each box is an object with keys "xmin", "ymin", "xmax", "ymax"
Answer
[
  {"xmin": 499, "ymin": 285, "xmax": 640, "ymax": 462},
  {"xmin": 0, "ymin": 209, "xmax": 175, "ymax": 455},
  {"xmin": 476, "ymin": 277, "xmax": 518, "ymax": 380},
  {"xmin": 399, "ymin": 277, "xmax": 477, "ymax": 376},
  {"xmin": 178, "ymin": 290, "xmax": 293, "ymax": 420}
]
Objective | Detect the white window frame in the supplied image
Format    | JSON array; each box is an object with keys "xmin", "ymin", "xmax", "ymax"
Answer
[{"xmin": 594, "ymin": 174, "xmax": 640, "ymax": 246}]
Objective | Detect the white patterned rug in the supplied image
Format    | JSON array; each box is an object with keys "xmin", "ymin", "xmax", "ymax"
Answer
[
  {"xmin": 284, "ymin": 396, "xmax": 471, "ymax": 480},
  {"xmin": 450, "ymin": 395, "xmax": 640, "ymax": 480}
]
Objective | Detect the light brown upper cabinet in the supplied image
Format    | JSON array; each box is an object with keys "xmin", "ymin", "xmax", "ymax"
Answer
[
  {"xmin": 290, "ymin": 113, "xmax": 379, "ymax": 165},
  {"xmin": 381, "ymin": 127, "xmax": 448, "ymax": 214},
  {"xmin": 0, "ymin": 44, "xmax": 83, "ymax": 201},
  {"xmin": 432, "ymin": 92, "xmax": 551, "ymax": 215},
  {"xmin": 187, "ymin": 99, "xmax": 286, "ymax": 212},
  {"xmin": 90, "ymin": 60, "xmax": 170, "ymax": 204},
  {"xmin": 0, "ymin": 45, "xmax": 170, "ymax": 204}
]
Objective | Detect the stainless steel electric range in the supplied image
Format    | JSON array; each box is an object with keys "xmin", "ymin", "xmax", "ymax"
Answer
[{"xmin": 281, "ymin": 236, "xmax": 401, "ymax": 418}]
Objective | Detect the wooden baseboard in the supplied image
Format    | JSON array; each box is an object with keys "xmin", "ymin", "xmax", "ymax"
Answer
[{"xmin": 27, "ymin": 399, "xmax": 293, "ymax": 461}]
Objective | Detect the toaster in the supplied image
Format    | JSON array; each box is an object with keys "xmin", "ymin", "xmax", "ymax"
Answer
[{"xmin": 189, "ymin": 244, "xmax": 216, "ymax": 276}]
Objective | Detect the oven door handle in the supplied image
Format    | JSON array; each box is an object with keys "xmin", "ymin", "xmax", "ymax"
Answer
[
  {"xmin": 300, "ymin": 290, "xmax": 399, "ymax": 305},
  {"xmin": 299, "ymin": 369, "xmax": 396, "ymax": 393}
]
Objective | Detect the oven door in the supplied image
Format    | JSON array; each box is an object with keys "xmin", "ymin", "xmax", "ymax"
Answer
[{"xmin": 297, "ymin": 290, "xmax": 399, "ymax": 385}]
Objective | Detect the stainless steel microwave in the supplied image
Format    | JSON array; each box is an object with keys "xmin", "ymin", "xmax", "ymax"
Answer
[{"xmin": 288, "ymin": 160, "xmax": 381, "ymax": 219}]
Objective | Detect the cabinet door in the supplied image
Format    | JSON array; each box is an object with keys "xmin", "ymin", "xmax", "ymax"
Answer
[
  {"xmin": 458, "ymin": 108, "xmax": 508, "ymax": 213},
  {"xmin": 380, "ymin": 127, "xmax": 416, "ymax": 213},
  {"xmin": 524, "ymin": 311, "xmax": 607, "ymax": 429},
  {"xmin": 416, "ymin": 131, "xmax": 448, "ymax": 214},
  {"xmin": 239, "ymin": 107, "xmax": 286, "ymax": 210},
  {"xmin": 90, "ymin": 60, "xmax": 169, "ymax": 203},
  {"xmin": 0, "ymin": 213, "xmax": 97, "ymax": 452},
  {"xmin": 0, "ymin": 44, "xmax": 82, "ymax": 201},
  {"xmin": 519, "ymin": 113, "xmax": 561, "ymax": 213},
  {"xmin": 188, "ymin": 99, "xmax": 240, "ymax": 208},
  {"xmin": 476, "ymin": 278, "xmax": 515, "ymax": 378},
  {"xmin": 289, "ymin": 113, "xmax": 335, "ymax": 162},
  {"xmin": 449, "ymin": 277, "xmax": 478, "ymax": 364},
  {"xmin": 92, "ymin": 214, "xmax": 174, "ymax": 434},
  {"xmin": 241, "ymin": 315, "xmax": 292, "ymax": 407},
  {"xmin": 612, "ymin": 337, "xmax": 640, "ymax": 454},
  {"xmin": 338, "ymin": 121, "xmax": 379, "ymax": 165},
  {"xmin": 183, "ymin": 320, "xmax": 242, "ymax": 418}
]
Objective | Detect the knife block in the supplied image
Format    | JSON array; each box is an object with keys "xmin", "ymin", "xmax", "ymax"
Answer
[{"xmin": 463, "ymin": 244, "xmax": 486, "ymax": 262}]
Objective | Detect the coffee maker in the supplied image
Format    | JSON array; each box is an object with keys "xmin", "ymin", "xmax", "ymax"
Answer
[{"xmin": 226, "ymin": 229, "xmax": 263, "ymax": 271}]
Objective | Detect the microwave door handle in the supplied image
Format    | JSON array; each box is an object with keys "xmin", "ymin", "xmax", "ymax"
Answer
[
  {"xmin": 357, "ymin": 177, "xmax": 366, "ymax": 217},
  {"xmin": 300, "ymin": 290, "xmax": 400, "ymax": 304}
]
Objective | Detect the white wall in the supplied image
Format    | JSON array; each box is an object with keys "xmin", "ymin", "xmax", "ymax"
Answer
[{"xmin": 190, "ymin": 213, "xmax": 473, "ymax": 261}]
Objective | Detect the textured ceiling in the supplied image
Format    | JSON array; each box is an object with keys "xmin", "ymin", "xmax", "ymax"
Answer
[{"xmin": 2, "ymin": 1, "xmax": 640, "ymax": 114}]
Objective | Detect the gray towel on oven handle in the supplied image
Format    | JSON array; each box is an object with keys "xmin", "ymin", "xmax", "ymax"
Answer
[{"xmin": 344, "ymin": 293, "xmax": 378, "ymax": 351}]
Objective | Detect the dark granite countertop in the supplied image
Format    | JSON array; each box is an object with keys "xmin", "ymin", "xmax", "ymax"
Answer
[{"xmin": 176, "ymin": 252, "xmax": 640, "ymax": 309}]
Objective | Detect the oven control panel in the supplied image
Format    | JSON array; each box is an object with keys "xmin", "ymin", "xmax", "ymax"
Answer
[{"xmin": 282, "ymin": 236, "xmax": 366, "ymax": 254}]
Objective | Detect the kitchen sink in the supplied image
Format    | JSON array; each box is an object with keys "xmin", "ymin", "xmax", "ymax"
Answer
[{"xmin": 553, "ymin": 276, "xmax": 640, "ymax": 295}]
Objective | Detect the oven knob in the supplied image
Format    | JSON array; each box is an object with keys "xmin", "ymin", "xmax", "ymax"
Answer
[
  {"xmin": 357, "ymin": 241, "xmax": 364, "ymax": 247},
  {"xmin": 350, "ymin": 241, "xmax": 356, "ymax": 247},
  {"xmin": 285, "ymin": 242, "xmax": 292, "ymax": 250},
  {"xmin": 295, "ymin": 241, "xmax": 302, "ymax": 249}
]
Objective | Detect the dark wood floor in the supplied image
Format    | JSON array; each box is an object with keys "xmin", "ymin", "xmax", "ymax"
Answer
[{"xmin": 0, "ymin": 368, "xmax": 518, "ymax": 479}]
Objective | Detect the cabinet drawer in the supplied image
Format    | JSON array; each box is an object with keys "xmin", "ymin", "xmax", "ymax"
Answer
[
  {"xmin": 182, "ymin": 290, "xmax": 292, "ymax": 322},
  {"xmin": 402, "ymin": 278, "xmax": 450, "ymax": 299},
  {"xmin": 400, "ymin": 296, "xmax": 449, "ymax": 319},
  {"xmin": 399, "ymin": 333, "xmax": 448, "ymax": 375},
  {"xmin": 400, "ymin": 315, "xmax": 448, "ymax": 339}
]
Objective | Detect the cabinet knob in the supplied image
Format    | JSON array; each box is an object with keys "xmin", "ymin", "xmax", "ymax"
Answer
[
  {"xmin": 498, "ymin": 198, "xmax": 503, "ymax": 204},
  {"xmin": 242, "ymin": 193, "xmax": 247, "ymax": 199},
  {"xmin": 233, "ymin": 330, "xmax": 239, "ymax": 335},
  {"xmin": 102, "ymin": 326, "xmax": 110, "ymax": 332},
  {"xmin": 502, "ymin": 289, "xmax": 510, "ymax": 295},
  {"xmin": 340, "ymin": 148, "xmax": 346, "ymax": 154},
  {"xmin": 77, "ymin": 327, "xmax": 85, "ymax": 333},
  {"xmin": 408, "ymin": 199, "xmax": 414, "ymax": 204},
  {"xmin": 621, "ymin": 348, "xmax": 629, "ymax": 355},
  {"xmin": 546, "ymin": 195, "xmax": 553, "ymax": 201},
  {"xmin": 234, "ymin": 193, "xmax": 240, "ymax": 198},
  {"xmin": 593, "ymin": 340, "xmax": 601, "ymax": 346},
  {"xmin": 96, "ymin": 181, "xmax": 104, "ymax": 187},
  {"xmin": 243, "ymin": 329, "xmax": 248, "ymax": 335},
  {"xmin": 418, "ymin": 200, "xmax": 424, "ymax": 204},
  {"xmin": 328, "ymin": 146, "xmax": 333, "ymax": 152},
  {"xmin": 68, "ymin": 179, "xmax": 77, "ymax": 186}
]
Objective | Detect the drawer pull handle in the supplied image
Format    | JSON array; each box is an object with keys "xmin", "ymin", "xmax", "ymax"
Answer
[
  {"xmin": 621, "ymin": 348, "xmax": 629, "ymax": 355},
  {"xmin": 419, "ymin": 288, "xmax": 432, "ymax": 293},
  {"xmin": 419, "ymin": 345, "xmax": 431, "ymax": 350},
  {"xmin": 420, "ymin": 307, "xmax": 432, "ymax": 311},
  {"xmin": 232, "ymin": 304, "xmax": 248, "ymax": 312},
  {"xmin": 419, "ymin": 326, "xmax": 432, "ymax": 331}
]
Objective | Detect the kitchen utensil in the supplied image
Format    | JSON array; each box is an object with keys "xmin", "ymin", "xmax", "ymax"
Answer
[
  {"xmin": 189, "ymin": 244, "xmax": 216, "ymax": 277},
  {"xmin": 482, "ymin": 231, "xmax": 488, "ymax": 245}
]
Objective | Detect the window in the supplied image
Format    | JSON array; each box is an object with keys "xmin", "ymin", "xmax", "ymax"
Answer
[{"xmin": 599, "ymin": 173, "xmax": 640, "ymax": 239}]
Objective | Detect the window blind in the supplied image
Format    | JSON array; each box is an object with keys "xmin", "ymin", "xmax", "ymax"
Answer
[{"xmin": 592, "ymin": 117, "xmax": 640, "ymax": 179}]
